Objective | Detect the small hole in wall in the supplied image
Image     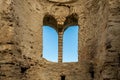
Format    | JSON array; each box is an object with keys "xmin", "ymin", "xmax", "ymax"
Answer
[
  {"xmin": 30, "ymin": 34, "xmax": 33, "ymax": 36},
  {"xmin": 6, "ymin": 42, "xmax": 14, "ymax": 45},
  {"xmin": 20, "ymin": 67, "xmax": 29, "ymax": 73},
  {"xmin": 61, "ymin": 75, "xmax": 65, "ymax": 80},
  {"xmin": 30, "ymin": 46, "xmax": 33, "ymax": 49},
  {"xmin": 89, "ymin": 64, "xmax": 94, "ymax": 79},
  {"xmin": 106, "ymin": 41, "xmax": 112, "ymax": 49}
]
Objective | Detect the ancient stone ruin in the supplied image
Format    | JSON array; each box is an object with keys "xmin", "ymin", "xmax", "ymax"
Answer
[{"xmin": 0, "ymin": 0, "xmax": 120, "ymax": 80}]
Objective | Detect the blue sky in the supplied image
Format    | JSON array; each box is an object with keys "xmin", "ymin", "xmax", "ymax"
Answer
[{"xmin": 43, "ymin": 26, "xmax": 79, "ymax": 62}]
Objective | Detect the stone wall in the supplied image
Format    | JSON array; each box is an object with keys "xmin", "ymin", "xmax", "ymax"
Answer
[
  {"xmin": 0, "ymin": 0, "xmax": 120, "ymax": 80},
  {"xmin": 96, "ymin": 0, "xmax": 120, "ymax": 80}
]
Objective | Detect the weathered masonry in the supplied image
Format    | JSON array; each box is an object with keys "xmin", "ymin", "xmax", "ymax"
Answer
[{"xmin": 0, "ymin": 0, "xmax": 120, "ymax": 80}]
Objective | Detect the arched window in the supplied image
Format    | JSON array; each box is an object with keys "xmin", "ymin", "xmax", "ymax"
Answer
[
  {"xmin": 43, "ymin": 13, "xmax": 79, "ymax": 63},
  {"xmin": 43, "ymin": 26, "xmax": 58, "ymax": 62},
  {"xmin": 63, "ymin": 26, "xmax": 79, "ymax": 62}
]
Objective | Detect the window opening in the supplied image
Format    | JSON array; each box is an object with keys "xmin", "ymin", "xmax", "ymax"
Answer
[
  {"xmin": 43, "ymin": 26, "xmax": 58, "ymax": 62},
  {"xmin": 63, "ymin": 26, "xmax": 79, "ymax": 62}
]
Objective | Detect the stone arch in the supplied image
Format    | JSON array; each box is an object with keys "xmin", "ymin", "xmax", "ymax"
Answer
[
  {"xmin": 43, "ymin": 14, "xmax": 57, "ymax": 31},
  {"xmin": 43, "ymin": 14, "xmax": 59, "ymax": 62},
  {"xmin": 62, "ymin": 13, "xmax": 79, "ymax": 62},
  {"xmin": 64, "ymin": 13, "xmax": 79, "ymax": 31}
]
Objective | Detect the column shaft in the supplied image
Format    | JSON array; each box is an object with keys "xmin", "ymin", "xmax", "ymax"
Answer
[{"xmin": 58, "ymin": 32, "xmax": 63, "ymax": 63}]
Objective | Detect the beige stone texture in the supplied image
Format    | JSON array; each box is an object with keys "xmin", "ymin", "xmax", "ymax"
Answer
[{"xmin": 0, "ymin": 0, "xmax": 120, "ymax": 80}]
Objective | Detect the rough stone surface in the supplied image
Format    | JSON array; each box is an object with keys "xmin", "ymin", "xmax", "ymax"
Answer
[{"xmin": 0, "ymin": 0, "xmax": 120, "ymax": 80}]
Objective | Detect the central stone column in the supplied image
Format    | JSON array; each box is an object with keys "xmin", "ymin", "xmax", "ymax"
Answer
[
  {"xmin": 58, "ymin": 31, "xmax": 63, "ymax": 63},
  {"xmin": 50, "ymin": 5, "xmax": 70, "ymax": 63}
]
